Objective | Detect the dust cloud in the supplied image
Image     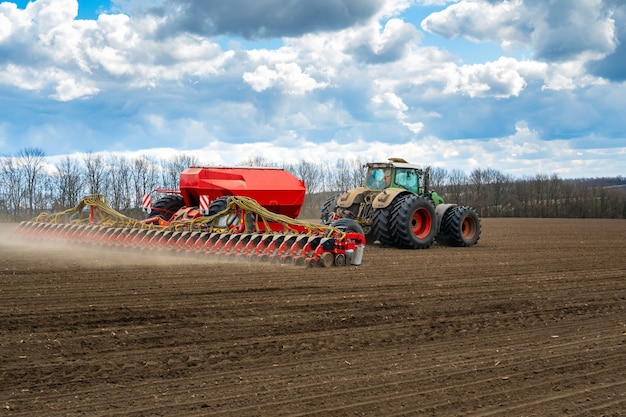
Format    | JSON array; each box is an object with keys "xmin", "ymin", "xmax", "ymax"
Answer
[
  {"xmin": 0, "ymin": 223, "xmax": 237, "ymax": 268},
  {"xmin": 0, "ymin": 222, "xmax": 309, "ymax": 269}
]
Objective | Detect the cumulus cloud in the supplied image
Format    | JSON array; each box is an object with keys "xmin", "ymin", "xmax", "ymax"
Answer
[
  {"xmin": 243, "ymin": 62, "xmax": 329, "ymax": 94},
  {"xmin": 444, "ymin": 57, "xmax": 528, "ymax": 98},
  {"xmin": 1, "ymin": 0, "xmax": 625, "ymax": 178},
  {"xmin": 349, "ymin": 18, "xmax": 421, "ymax": 63},
  {"xmin": 530, "ymin": 0, "xmax": 616, "ymax": 62},
  {"xmin": 53, "ymin": 77, "xmax": 99, "ymax": 101},
  {"xmin": 421, "ymin": 0, "xmax": 530, "ymax": 50},
  {"xmin": 422, "ymin": 0, "xmax": 617, "ymax": 62},
  {"xmin": 586, "ymin": 1, "xmax": 626, "ymax": 81},
  {"xmin": 148, "ymin": 0, "xmax": 385, "ymax": 39},
  {"xmin": 0, "ymin": 0, "xmax": 236, "ymax": 98}
]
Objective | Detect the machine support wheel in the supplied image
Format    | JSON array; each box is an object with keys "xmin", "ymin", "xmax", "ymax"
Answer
[
  {"xmin": 150, "ymin": 195, "xmax": 185, "ymax": 221},
  {"xmin": 334, "ymin": 253, "xmax": 347, "ymax": 267},
  {"xmin": 392, "ymin": 194, "xmax": 436, "ymax": 249},
  {"xmin": 318, "ymin": 252, "xmax": 334, "ymax": 267},
  {"xmin": 438, "ymin": 206, "xmax": 481, "ymax": 247},
  {"xmin": 207, "ymin": 197, "xmax": 228, "ymax": 215}
]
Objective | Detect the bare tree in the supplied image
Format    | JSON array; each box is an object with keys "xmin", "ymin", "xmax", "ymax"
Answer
[
  {"xmin": 287, "ymin": 160, "xmax": 323, "ymax": 194},
  {"xmin": 54, "ymin": 155, "xmax": 84, "ymax": 210},
  {"xmin": 1, "ymin": 152, "xmax": 624, "ymax": 220},
  {"xmin": 132, "ymin": 155, "xmax": 159, "ymax": 208},
  {"xmin": 532, "ymin": 174, "xmax": 550, "ymax": 217},
  {"xmin": 17, "ymin": 147, "xmax": 46, "ymax": 216},
  {"xmin": 331, "ymin": 158, "xmax": 365, "ymax": 191},
  {"xmin": 483, "ymin": 168, "xmax": 511, "ymax": 216},
  {"xmin": 35, "ymin": 173, "xmax": 56, "ymax": 213},
  {"xmin": 513, "ymin": 177, "xmax": 532, "ymax": 217},
  {"xmin": 0, "ymin": 156, "xmax": 25, "ymax": 218},
  {"xmin": 83, "ymin": 152, "xmax": 108, "ymax": 196},
  {"xmin": 429, "ymin": 167, "xmax": 448, "ymax": 191},
  {"xmin": 352, "ymin": 157, "xmax": 367, "ymax": 189},
  {"xmin": 162, "ymin": 154, "xmax": 199, "ymax": 190},
  {"xmin": 468, "ymin": 168, "xmax": 486, "ymax": 210},
  {"xmin": 445, "ymin": 169, "xmax": 467, "ymax": 205},
  {"xmin": 108, "ymin": 156, "xmax": 133, "ymax": 212},
  {"xmin": 238, "ymin": 156, "xmax": 276, "ymax": 167},
  {"xmin": 285, "ymin": 160, "xmax": 325, "ymax": 216}
]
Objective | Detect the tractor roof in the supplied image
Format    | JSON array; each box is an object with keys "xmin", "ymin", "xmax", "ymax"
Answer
[{"xmin": 365, "ymin": 158, "xmax": 421, "ymax": 171}]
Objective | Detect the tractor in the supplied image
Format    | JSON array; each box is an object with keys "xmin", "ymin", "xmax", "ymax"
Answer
[{"xmin": 321, "ymin": 158, "xmax": 481, "ymax": 249}]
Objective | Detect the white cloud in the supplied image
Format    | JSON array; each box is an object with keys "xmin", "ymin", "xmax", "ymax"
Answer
[
  {"xmin": 53, "ymin": 76, "xmax": 99, "ymax": 101},
  {"xmin": 530, "ymin": 0, "xmax": 616, "ymax": 62},
  {"xmin": 402, "ymin": 122, "xmax": 425, "ymax": 134},
  {"xmin": 422, "ymin": 0, "xmax": 617, "ymax": 62},
  {"xmin": 243, "ymin": 62, "xmax": 328, "ymax": 94},
  {"xmin": 445, "ymin": 57, "xmax": 527, "ymax": 98},
  {"xmin": 348, "ymin": 17, "xmax": 421, "ymax": 62},
  {"xmin": 0, "ymin": 10, "xmax": 13, "ymax": 42},
  {"xmin": 0, "ymin": 0, "xmax": 625, "ymax": 179},
  {"xmin": 1, "ymin": 64, "xmax": 46, "ymax": 91},
  {"xmin": 0, "ymin": 1, "xmax": 32, "ymax": 41},
  {"xmin": 0, "ymin": 0, "xmax": 236, "ymax": 95},
  {"xmin": 422, "ymin": 0, "xmax": 528, "ymax": 50},
  {"xmin": 13, "ymin": 0, "xmax": 78, "ymax": 37}
]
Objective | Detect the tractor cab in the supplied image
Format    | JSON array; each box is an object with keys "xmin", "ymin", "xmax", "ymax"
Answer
[
  {"xmin": 392, "ymin": 168, "xmax": 420, "ymax": 194},
  {"xmin": 365, "ymin": 159, "xmax": 421, "ymax": 194}
]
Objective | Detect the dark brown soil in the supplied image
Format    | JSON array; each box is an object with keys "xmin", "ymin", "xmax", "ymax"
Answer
[{"xmin": 1, "ymin": 218, "xmax": 625, "ymax": 416}]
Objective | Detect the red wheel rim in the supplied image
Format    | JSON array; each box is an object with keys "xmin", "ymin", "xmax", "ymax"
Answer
[
  {"xmin": 461, "ymin": 216, "xmax": 477, "ymax": 239},
  {"xmin": 411, "ymin": 207, "xmax": 432, "ymax": 239}
]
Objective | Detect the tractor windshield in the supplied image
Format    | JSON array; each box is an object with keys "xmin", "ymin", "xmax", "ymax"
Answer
[
  {"xmin": 394, "ymin": 168, "xmax": 419, "ymax": 193},
  {"xmin": 367, "ymin": 167, "xmax": 391, "ymax": 189}
]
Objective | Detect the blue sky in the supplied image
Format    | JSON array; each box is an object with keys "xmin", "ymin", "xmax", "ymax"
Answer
[{"xmin": 1, "ymin": 0, "xmax": 625, "ymax": 178}]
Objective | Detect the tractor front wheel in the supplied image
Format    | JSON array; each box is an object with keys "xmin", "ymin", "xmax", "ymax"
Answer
[{"xmin": 392, "ymin": 194, "xmax": 436, "ymax": 249}]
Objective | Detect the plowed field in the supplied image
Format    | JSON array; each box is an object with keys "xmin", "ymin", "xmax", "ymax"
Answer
[{"xmin": 1, "ymin": 218, "xmax": 625, "ymax": 416}]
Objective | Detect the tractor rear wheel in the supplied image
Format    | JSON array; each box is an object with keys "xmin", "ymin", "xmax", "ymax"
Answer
[
  {"xmin": 372, "ymin": 204, "xmax": 393, "ymax": 246},
  {"xmin": 320, "ymin": 194, "xmax": 340, "ymax": 224},
  {"xmin": 150, "ymin": 195, "xmax": 185, "ymax": 221},
  {"xmin": 370, "ymin": 201, "xmax": 397, "ymax": 246},
  {"xmin": 438, "ymin": 206, "xmax": 481, "ymax": 247},
  {"xmin": 392, "ymin": 194, "xmax": 436, "ymax": 249}
]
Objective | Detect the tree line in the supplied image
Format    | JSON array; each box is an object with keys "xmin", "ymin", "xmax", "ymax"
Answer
[{"xmin": 1, "ymin": 147, "xmax": 624, "ymax": 221}]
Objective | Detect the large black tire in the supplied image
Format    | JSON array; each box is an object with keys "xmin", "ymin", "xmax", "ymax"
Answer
[
  {"xmin": 438, "ymin": 206, "xmax": 481, "ymax": 247},
  {"xmin": 371, "ymin": 204, "xmax": 394, "ymax": 246},
  {"xmin": 330, "ymin": 218, "xmax": 365, "ymax": 236},
  {"xmin": 150, "ymin": 195, "xmax": 185, "ymax": 221},
  {"xmin": 320, "ymin": 194, "xmax": 340, "ymax": 224},
  {"xmin": 206, "ymin": 197, "xmax": 256, "ymax": 231},
  {"xmin": 207, "ymin": 197, "xmax": 228, "ymax": 216},
  {"xmin": 392, "ymin": 194, "xmax": 436, "ymax": 249}
]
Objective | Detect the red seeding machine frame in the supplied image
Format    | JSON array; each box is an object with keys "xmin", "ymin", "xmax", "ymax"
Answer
[{"xmin": 14, "ymin": 166, "xmax": 366, "ymax": 267}]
